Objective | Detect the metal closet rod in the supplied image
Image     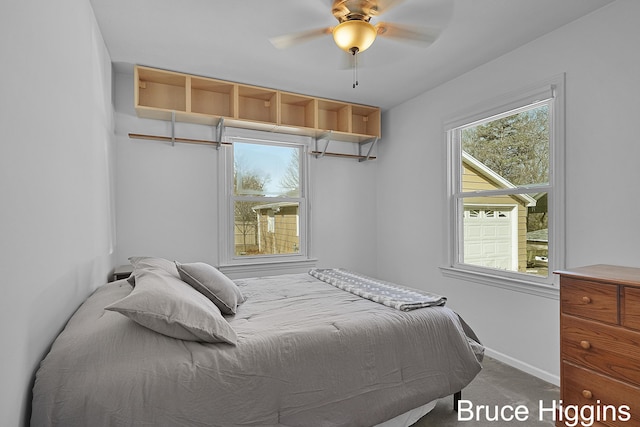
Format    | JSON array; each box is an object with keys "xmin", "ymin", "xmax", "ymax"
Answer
[
  {"xmin": 310, "ymin": 151, "xmax": 377, "ymax": 160},
  {"xmin": 128, "ymin": 133, "xmax": 231, "ymax": 146},
  {"xmin": 129, "ymin": 114, "xmax": 228, "ymax": 147}
]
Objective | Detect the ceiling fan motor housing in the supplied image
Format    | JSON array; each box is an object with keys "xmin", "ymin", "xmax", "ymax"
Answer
[{"xmin": 332, "ymin": 0, "xmax": 381, "ymax": 22}]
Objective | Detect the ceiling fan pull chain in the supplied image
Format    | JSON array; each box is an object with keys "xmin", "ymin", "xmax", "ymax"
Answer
[{"xmin": 352, "ymin": 48, "xmax": 359, "ymax": 88}]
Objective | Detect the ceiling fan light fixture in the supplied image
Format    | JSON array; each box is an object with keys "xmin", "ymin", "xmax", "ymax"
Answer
[{"xmin": 332, "ymin": 20, "xmax": 377, "ymax": 54}]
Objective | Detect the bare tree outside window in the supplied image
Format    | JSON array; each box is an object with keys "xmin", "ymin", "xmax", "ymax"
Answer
[
  {"xmin": 233, "ymin": 159, "xmax": 270, "ymax": 255},
  {"xmin": 279, "ymin": 149, "xmax": 300, "ymax": 197}
]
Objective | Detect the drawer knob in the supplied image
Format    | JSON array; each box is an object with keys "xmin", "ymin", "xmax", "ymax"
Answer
[
  {"xmin": 581, "ymin": 296, "xmax": 592, "ymax": 304},
  {"xmin": 582, "ymin": 390, "xmax": 593, "ymax": 399},
  {"xmin": 580, "ymin": 340, "xmax": 591, "ymax": 350}
]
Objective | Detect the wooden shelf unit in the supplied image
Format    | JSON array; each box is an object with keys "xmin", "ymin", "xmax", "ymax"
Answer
[{"xmin": 134, "ymin": 65, "xmax": 381, "ymax": 142}]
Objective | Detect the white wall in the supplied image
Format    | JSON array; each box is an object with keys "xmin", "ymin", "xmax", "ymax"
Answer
[
  {"xmin": 311, "ymin": 154, "xmax": 378, "ymax": 274},
  {"xmin": 0, "ymin": 1, "xmax": 115, "ymax": 426},
  {"xmin": 376, "ymin": 0, "xmax": 640, "ymax": 384},
  {"xmin": 113, "ymin": 70, "xmax": 379, "ymax": 276}
]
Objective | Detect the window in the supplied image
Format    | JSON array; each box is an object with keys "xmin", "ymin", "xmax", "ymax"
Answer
[
  {"xmin": 444, "ymin": 75, "xmax": 565, "ymax": 291},
  {"xmin": 218, "ymin": 130, "xmax": 311, "ymax": 268}
]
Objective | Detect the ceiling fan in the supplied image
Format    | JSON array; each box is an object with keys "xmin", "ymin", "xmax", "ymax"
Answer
[{"xmin": 270, "ymin": 0, "xmax": 445, "ymax": 87}]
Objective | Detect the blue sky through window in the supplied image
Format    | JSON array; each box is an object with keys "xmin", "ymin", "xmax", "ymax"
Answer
[{"xmin": 234, "ymin": 141, "xmax": 298, "ymax": 197}]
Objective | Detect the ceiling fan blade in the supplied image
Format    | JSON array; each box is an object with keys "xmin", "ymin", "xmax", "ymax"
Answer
[
  {"xmin": 375, "ymin": 22, "xmax": 440, "ymax": 45},
  {"xmin": 269, "ymin": 27, "xmax": 333, "ymax": 49}
]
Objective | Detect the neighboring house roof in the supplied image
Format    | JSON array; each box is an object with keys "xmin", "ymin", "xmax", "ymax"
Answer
[
  {"xmin": 462, "ymin": 151, "xmax": 537, "ymax": 207},
  {"xmin": 529, "ymin": 192, "xmax": 547, "ymax": 214},
  {"xmin": 251, "ymin": 201, "xmax": 298, "ymax": 213}
]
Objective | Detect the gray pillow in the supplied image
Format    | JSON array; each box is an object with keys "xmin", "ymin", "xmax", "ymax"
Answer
[
  {"xmin": 176, "ymin": 262, "xmax": 245, "ymax": 315},
  {"xmin": 127, "ymin": 256, "xmax": 180, "ymax": 285},
  {"xmin": 106, "ymin": 267, "xmax": 237, "ymax": 345}
]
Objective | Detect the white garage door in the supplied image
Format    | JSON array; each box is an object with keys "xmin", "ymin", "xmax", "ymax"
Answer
[{"xmin": 463, "ymin": 207, "xmax": 516, "ymax": 271}]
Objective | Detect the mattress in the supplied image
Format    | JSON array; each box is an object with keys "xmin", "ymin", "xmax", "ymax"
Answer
[{"xmin": 31, "ymin": 272, "xmax": 483, "ymax": 426}]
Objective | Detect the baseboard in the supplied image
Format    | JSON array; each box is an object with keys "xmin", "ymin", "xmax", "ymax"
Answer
[{"xmin": 483, "ymin": 347, "xmax": 560, "ymax": 387}]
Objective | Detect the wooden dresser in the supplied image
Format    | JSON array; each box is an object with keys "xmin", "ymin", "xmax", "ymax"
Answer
[{"xmin": 556, "ymin": 265, "xmax": 640, "ymax": 427}]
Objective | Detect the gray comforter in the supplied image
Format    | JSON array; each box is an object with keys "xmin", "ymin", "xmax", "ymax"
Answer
[{"xmin": 32, "ymin": 273, "xmax": 483, "ymax": 427}]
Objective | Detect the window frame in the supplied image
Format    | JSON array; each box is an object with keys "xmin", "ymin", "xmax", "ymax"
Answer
[
  {"xmin": 442, "ymin": 75, "xmax": 565, "ymax": 297},
  {"xmin": 217, "ymin": 128, "xmax": 314, "ymax": 272}
]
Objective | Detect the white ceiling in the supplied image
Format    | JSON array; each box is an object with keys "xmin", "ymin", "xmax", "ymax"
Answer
[{"xmin": 90, "ymin": 0, "xmax": 614, "ymax": 111}]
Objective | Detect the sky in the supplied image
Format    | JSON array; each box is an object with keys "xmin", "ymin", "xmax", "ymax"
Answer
[{"xmin": 234, "ymin": 141, "xmax": 298, "ymax": 196}]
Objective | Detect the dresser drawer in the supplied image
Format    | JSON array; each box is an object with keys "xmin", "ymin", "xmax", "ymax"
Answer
[
  {"xmin": 562, "ymin": 362, "xmax": 639, "ymax": 427},
  {"xmin": 561, "ymin": 314, "xmax": 640, "ymax": 387},
  {"xmin": 622, "ymin": 286, "xmax": 640, "ymax": 331},
  {"xmin": 560, "ymin": 278, "xmax": 618, "ymax": 324}
]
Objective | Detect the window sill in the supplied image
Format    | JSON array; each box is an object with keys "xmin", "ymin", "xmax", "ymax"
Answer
[
  {"xmin": 440, "ymin": 266, "xmax": 559, "ymax": 300},
  {"xmin": 218, "ymin": 258, "xmax": 318, "ymax": 279}
]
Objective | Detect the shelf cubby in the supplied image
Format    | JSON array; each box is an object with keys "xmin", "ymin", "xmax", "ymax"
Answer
[
  {"xmin": 351, "ymin": 105, "xmax": 381, "ymax": 136},
  {"xmin": 190, "ymin": 77, "xmax": 235, "ymax": 118},
  {"xmin": 317, "ymin": 100, "xmax": 351, "ymax": 133},
  {"xmin": 237, "ymin": 84, "xmax": 277, "ymax": 124},
  {"xmin": 136, "ymin": 66, "xmax": 187, "ymax": 113},
  {"xmin": 279, "ymin": 92, "xmax": 317, "ymax": 129}
]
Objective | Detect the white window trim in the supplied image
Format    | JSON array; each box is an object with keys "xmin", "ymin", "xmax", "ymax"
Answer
[
  {"xmin": 216, "ymin": 127, "xmax": 315, "ymax": 272},
  {"xmin": 442, "ymin": 74, "xmax": 565, "ymax": 298}
]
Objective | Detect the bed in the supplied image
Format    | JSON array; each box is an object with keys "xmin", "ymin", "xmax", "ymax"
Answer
[{"xmin": 31, "ymin": 259, "xmax": 483, "ymax": 427}]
